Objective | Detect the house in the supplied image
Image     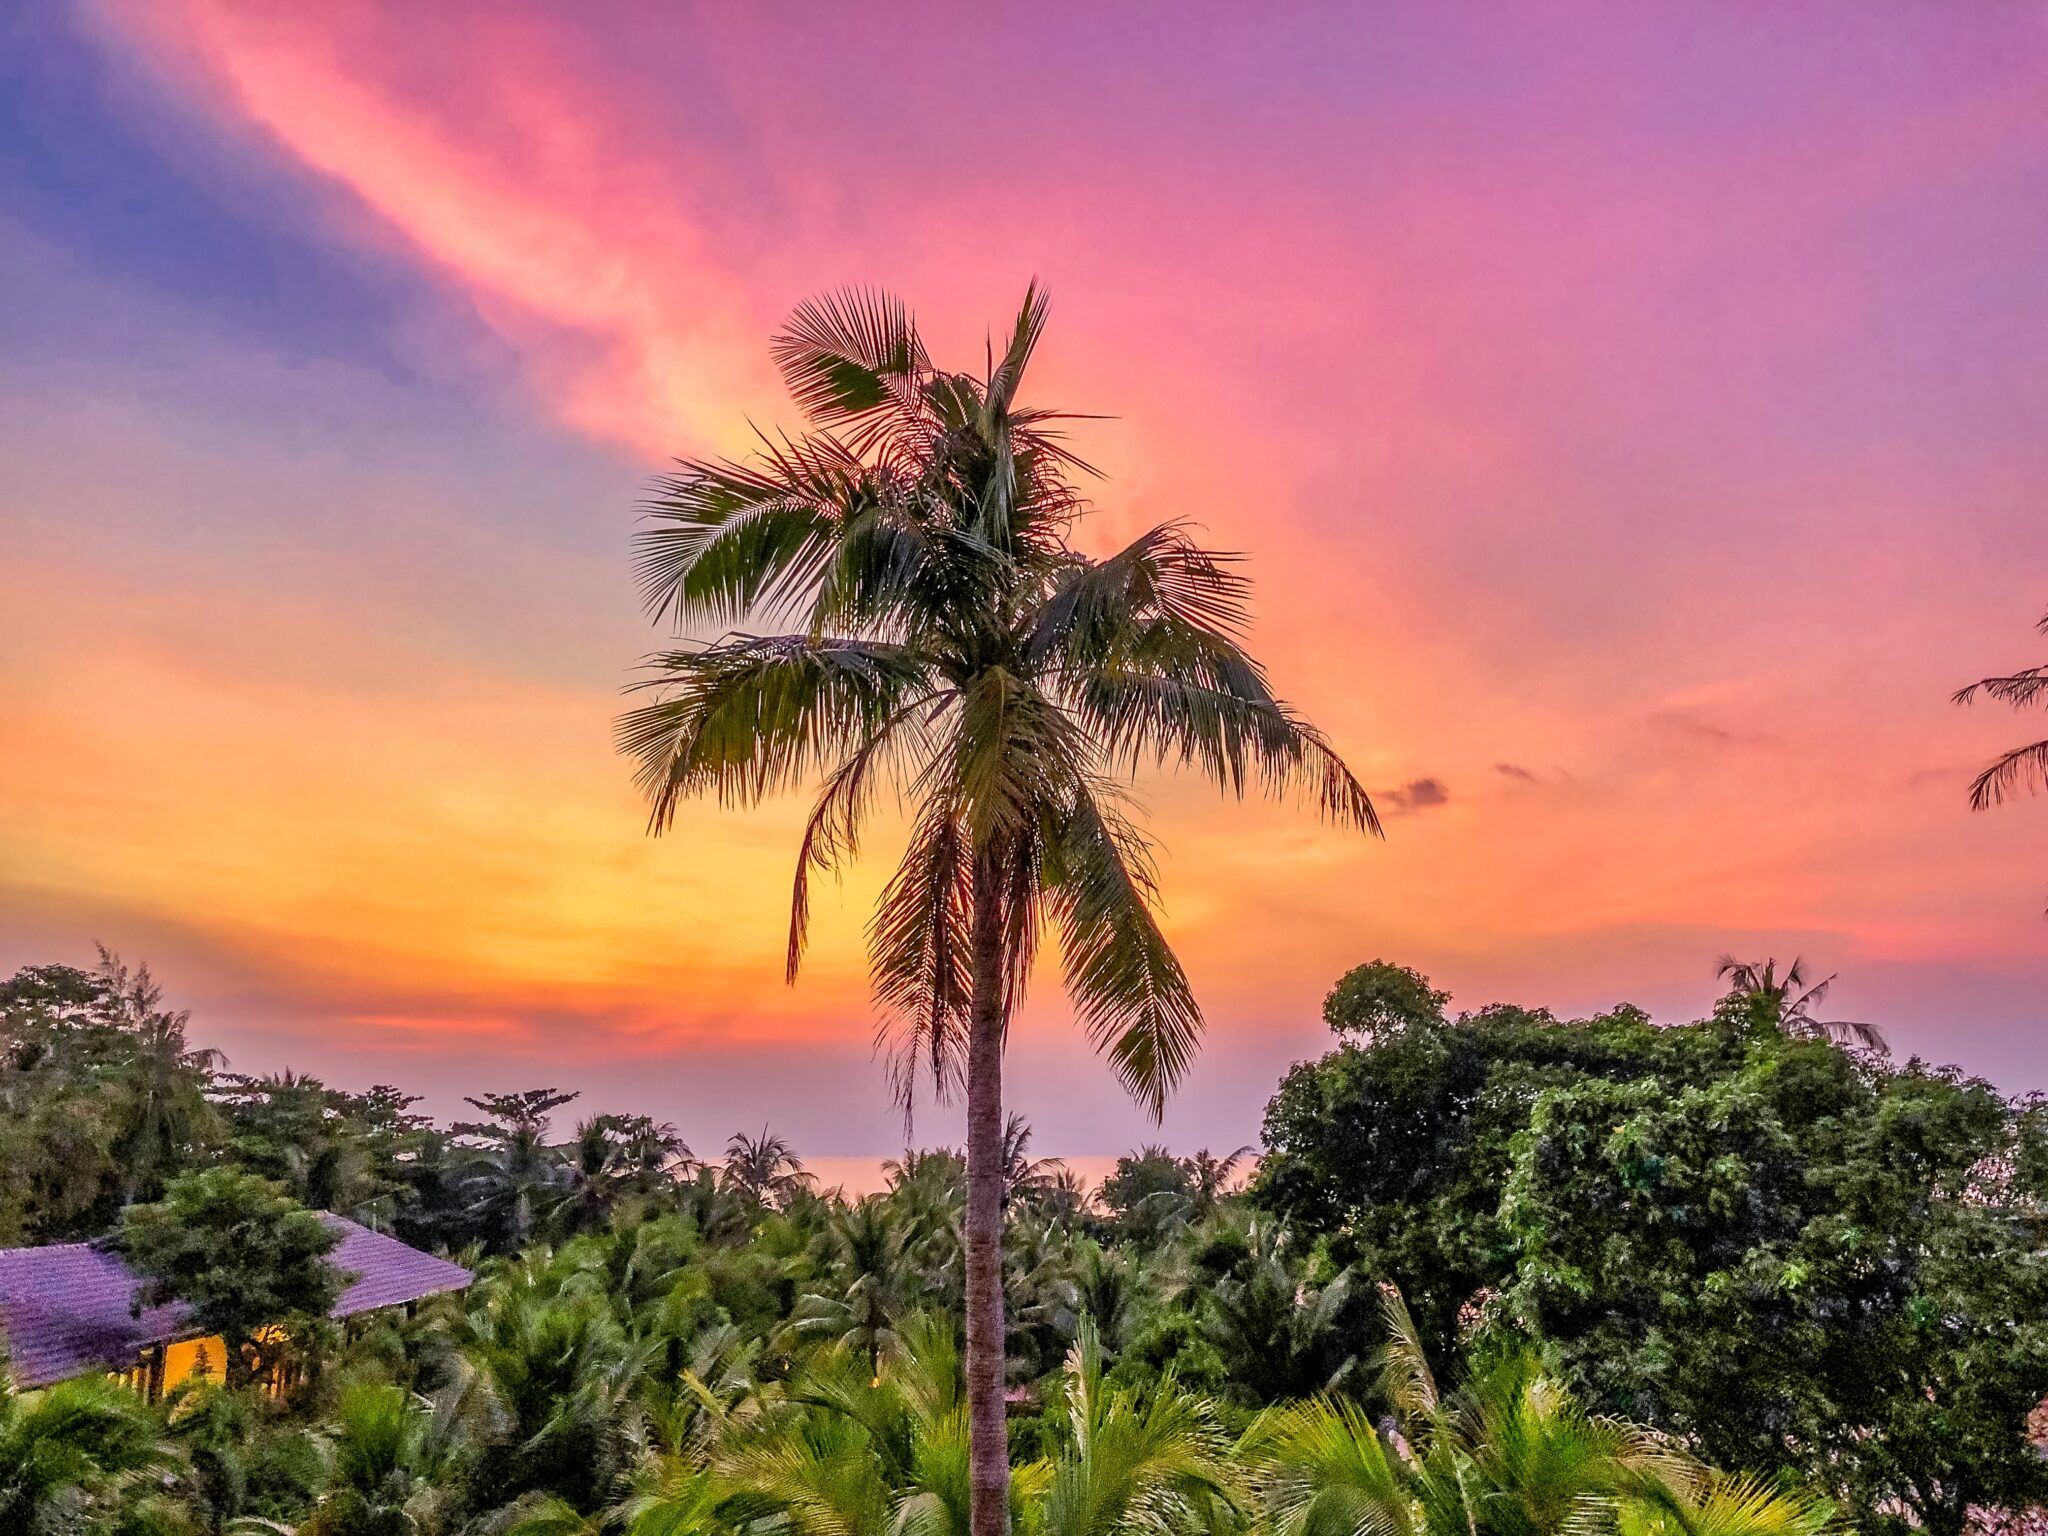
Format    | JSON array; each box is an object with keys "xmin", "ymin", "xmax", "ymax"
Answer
[{"xmin": 0, "ymin": 1213, "xmax": 471, "ymax": 1399}]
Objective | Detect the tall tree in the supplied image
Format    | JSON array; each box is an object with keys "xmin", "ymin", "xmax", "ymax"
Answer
[
  {"xmin": 96, "ymin": 946, "xmax": 223, "ymax": 1204},
  {"xmin": 452, "ymin": 1089, "xmax": 576, "ymax": 1249},
  {"xmin": 620, "ymin": 284, "xmax": 1377, "ymax": 1536}
]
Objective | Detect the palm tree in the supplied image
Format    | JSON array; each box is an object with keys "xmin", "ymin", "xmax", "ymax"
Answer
[
  {"xmin": 95, "ymin": 945, "xmax": 224, "ymax": 1203},
  {"xmin": 1003, "ymin": 1115, "xmax": 1066, "ymax": 1214},
  {"xmin": 1712, "ymin": 957, "xmax": 1885, "ymax": 1052},
  {"xmin": 1187, "ymin": 1145, "xmax": 1254, "ymax": 1215},
  {"xmin": 721, "ymin": 1311, "xmax": 994, "ymax": 1536},
  {"xmin": 0, "ymin": 1375, "xmax": 169, "ymax": 1535},
  {"xmin": 461, "ymin": 1285, "xmax": 655, "ymax": 1514},
  {"xmin": 720, "ymin": 1129, "xmax": 814, "ymax": 1208},
  {"xmin": 1035, "ymin": 1321, "xmax": 1242, "ymax": 1536},
  {"xmin": 1206, "ymin": 1258, "xmax": 1357, "ymax": 1403},
  {"xmin": 1069, "ymin": 1240, "xmax": 1134, "ymax": 1353},
  {"xmin": 618, "ymin": 285, "xmax": 1379, "ymax": 1535},
  {"xmin": 790, "ymin": 1195, "xmax": 913, "ymax": 1380},
  {"xmin": 1955, "ymin": 606, "xmax": 2048, "ymax": 812},
  {"xmin": 452, "ymin": 1089, "xmax": 577, "ymax": 1249},
  {"xmin": 552, "ymin": 1114, "xmax": 695, "ymax": 1236}
]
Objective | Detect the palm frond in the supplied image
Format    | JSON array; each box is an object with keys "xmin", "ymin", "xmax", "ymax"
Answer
[
  {"xmin": 1043, "ymin": 788, "xmax": 1203, "ymax": 1120},
  {"xmin": 1244, "ymin": 1398, "xmax": 1418, "ymax": 1536},
  {"xmin": 636, "ymin": 437, "xmax": 873, "ymax": 630},
  {"xmin": 984, "ymin": 280, "xmax": 1050, "ymax": 421},
  {"xmin": 870, "ymin": 799, "xmax": 975, "ymax": 1114},
  {"xmin": 788, "ymin": 694, "xmax": 950, "ymax": 982},
  {"xmin": 1029, "ymin": 524, "xmax": 1253, "ymax": 666},
  {"xmin": 770, "ymin": 287, "xmax": 928, "ymax": 433},
  {"xmin": 1967, "ymin": 738, "xmax": 2048, "ymax": 809},
  {"xmin": 617, "ymin": 635, "xmax": 934, "ymax": 831},
  {"xmin": 1952, "ymin": 664, "xmax": 2048, "ymax": 711},
  {"xmin": 1074, "ymin": 667, "xmax": 1380, "ymax": 834},
  {"xmin": 1376, "ymin": 1285, "xmax": 1439, "ymax": 1429}
]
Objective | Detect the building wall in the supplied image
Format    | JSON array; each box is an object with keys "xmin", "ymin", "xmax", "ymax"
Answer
[{"xmin": 161, "ymin": 1334, "xmax": 226, "ymax": 1391}]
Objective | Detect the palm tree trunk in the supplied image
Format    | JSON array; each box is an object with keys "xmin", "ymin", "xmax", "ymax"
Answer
[{"xmin": 964, "ymin": 855, "xmax": 1010, "ymax": 1536}]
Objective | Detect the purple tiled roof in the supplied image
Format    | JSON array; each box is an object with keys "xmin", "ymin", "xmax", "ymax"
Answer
[{"xmin": 0, "ymin": 1214, "xmax": 471, "ymax": 1388}]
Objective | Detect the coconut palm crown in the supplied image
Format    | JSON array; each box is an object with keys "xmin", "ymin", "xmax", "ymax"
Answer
[{"xmin": 619, "ymin": 284, "xmax": 1378, "ymax": 1536}]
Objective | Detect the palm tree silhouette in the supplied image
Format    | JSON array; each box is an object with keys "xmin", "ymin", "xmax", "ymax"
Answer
[
  {"xmin": 719, "ymin": 1127, "xmax": 813, "ymax": 1208},
  {"xmin": 1713, "ymin": 956, "xmax": 1885, "ymax": 1052},
  {"xmin": 619, "ymin": 284, "xmax": 1378, "ymax": 1533},
  {"xmin": 1956, "ymin": 605, "xmax": 2048, "ymax": 809}
]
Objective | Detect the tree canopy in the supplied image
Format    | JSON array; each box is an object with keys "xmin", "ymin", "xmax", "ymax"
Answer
[{"xmin": 1254, "ymin": 963, "xmax": 2048, "ymax": 1535}]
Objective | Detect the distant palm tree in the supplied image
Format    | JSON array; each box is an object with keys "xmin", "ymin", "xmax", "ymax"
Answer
[
  {"xmin": 1957, "ymin": 607, "xmax": 2048, "ymax": 910},
  {"xmin": 1188, "ymin": 1144, "xmax": 1255, "ymax": 1214},
  {"xmin": 1956, "ymin": 606, "xmax": 2048, "ymax": 811},
  {"xmin": 1208, "ymin": 1258, "xmax": 1358, "ymax": 1402},
  {"xmin": 1070, "ymin": 1239, "xmax": 1133, "ymax": 1351},
  {"xmin": 720, "ymin": 1128, "xmax": 814, "ymax": 1208},
  {"xmin": 1713, "ymin": 956, "xmax": 1885, "ymax": 1052},
  {"xmin": 453, "ymin": 1089, "xmax": 576, "ymax": 1247},
  {"xmin": 619, "ymin": 285, "xmax": 1378, "ymax": 1536},
  {"xmin": 552, "ymin": 1113, "xmax": 695, "ymax": 1235},
  {"xmin": 1003, "ymin": 1115, "xmax": 1066, "ymax": 1213}
]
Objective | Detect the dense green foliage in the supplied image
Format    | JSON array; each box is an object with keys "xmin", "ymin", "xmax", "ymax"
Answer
[
  {"xmin": 1, "ymin": 952, "xmax": 2043, "ymax": 1533},
  {"xmin": 1256, "ymin": 960, "xmax": 2048, "ymax": 1535}
]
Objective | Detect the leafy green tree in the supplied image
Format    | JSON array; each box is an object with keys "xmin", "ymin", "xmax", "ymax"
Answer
[
  {"xmin": 0, "ymin": 956, "xmax": 222, "ymax": 1241},
  {"xmin": 617, "ymin": 286, "xmax": 1377, "ymax": 1535},
  {"xmin": 213, "ymin": 1068, "xmax": 414, "ymax": 1224},
  {"xmin": 1254, "ymin": 982, "xmax": 1695, "ymax": 1349},
  {"xmin": 118, "ymin": 1168, "xmax": 345, "ymax": 1389},
  {"xmin": 95, "ymin": 945, "xmax": 225, "ymax": 1204},
  {"xmin": 0, "ymin": 969, "xmax": 129, "ymax": 1242},
  {"xmin": 1499, "ymin": 1052, "xmax": 2048, "ymax": 1536},
  {"xmin": 1258, "ymin": 961, "xmax": 2048, "ymax": 1535},
  {"xmin": 1098, "ymin": 1145, "xmax": 1197, "ymax": 1222},
  {"xmin": 1321, "ymin": 958, "xmax": 1451, "ymax": 1042},
  {"xmin": 0, "ymin": 1376, "xmax": 169, "ymax": 1535}
]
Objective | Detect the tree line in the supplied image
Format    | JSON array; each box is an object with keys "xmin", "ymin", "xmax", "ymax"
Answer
[{"xmin": 5, "ymin": 951, "xmax": 2048, "ymax": 1534}]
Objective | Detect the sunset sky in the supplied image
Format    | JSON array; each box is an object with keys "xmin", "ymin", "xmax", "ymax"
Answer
[{"xmin": 3, "ymin": 2, "xmax": 2045, "ymax": 1160}]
